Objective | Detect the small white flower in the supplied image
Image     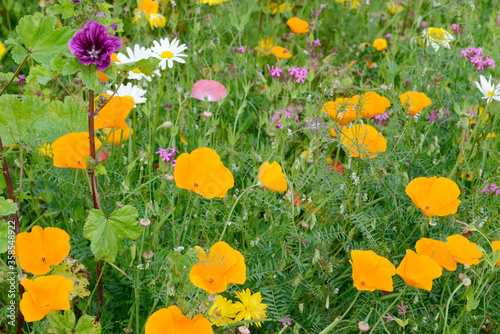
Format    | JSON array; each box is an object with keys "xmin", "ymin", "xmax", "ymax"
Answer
[
  {"xmin": 475, "ymin": 75, "xmax": 500, "ymax": 103},
  {"xmin": 174, "ymin": 246, "xmax": 184, "ymax": 252},
  {"xmin": 115, "ymin": 44, "xmax": 159, "ymax": 81},
  {"xmin": 107, "ymin": 83, "xmax": 147, "ymax": 104},
  {"xmin": 150, "ymin": 38, "xmax": 188, "ymax": 70}
]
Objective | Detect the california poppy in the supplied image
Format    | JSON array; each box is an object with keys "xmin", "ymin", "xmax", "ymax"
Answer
[
  {"xmin": 359, "ymin": 92, "xmax": 391, "ymax": 119},
  {"xmin": 145, "ymin": 305, "xmax": 213, "ymax": 334},
  {"xmin": 20, "ymin": 275, "xmax": 73, "ymax": 322},
  {"xmin": 94, "ymin": 94, "xmax": 136, "ymax": 131},
  {"xmin": 399, "ymin": 91, "xmax": 432, "ymax": 115},
  {"xmin": 322, "ymin": 97, "xmax": 359, "ymax": 125},
  {"xmin": 272, "ymin": 46, "xmax": 292, "ymax": 59},
  {"xmin": 258, "ymin": 161, "xmax": 287, "ymax": 192},
  {"xmin": 97, "ymin": 71, "xmax": 110, "ymax": 82},
  {"xmin": 405, "ymin": 176, "xmax": 461, "ymax": 223},
  {"xmin": 15, "ymin": 226, "xmax": 70, "ymax": 275},
  {"xmin": 287, "ymin": 17, "xmax": 309, "ymax": 34},
  {"xmin": 446, "ymin": 234, "xmax": 483, "ymax": 265},
  {"xmin": 349, "ymin": 250, "xmax": 396, "ymax": 292},
  {"xmin": 396, "ymin": 249, "xmax": 442, "ymax": 291},
  {"xmin": 174, "ymin": 148, "xmax": 234, "ymax": 199},
  {"xmin": 339, "ymin": 124, "xmax": 387, "ymax": 159},
  {"xmin": 51, "ymin": 132, "xmax": 102, "ymax": 169},
  {"xmin": 372, "ymin": 38, "xmax": 388, "ymax": 52},
  {"xmin": 415, "ymin": 237, "xmax": 457, "ymax": 271},
  {"xmin": 189, "ymin": 241, "xmax": 246, "ymax": 294},
  {"xmin": 105, "ymin": 126, "xmax": 132, "ymax": 146},
  {"xmin": 492, "ymin": 241, "xmax": 500, "ymax": 267}
]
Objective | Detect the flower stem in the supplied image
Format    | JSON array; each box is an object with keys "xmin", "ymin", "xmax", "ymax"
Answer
[
  {"xmin": 219, "ymin": 185, "xmax": 257, "ymax": 242},
  {"xmin": 318, "ymin": 291, "xmax": 361, "ymax": 334}
]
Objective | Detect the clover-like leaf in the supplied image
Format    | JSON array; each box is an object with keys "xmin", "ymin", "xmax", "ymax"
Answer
[{"xmin": 83, "ymin": 205, "xmax": 142, "ymax": 263}]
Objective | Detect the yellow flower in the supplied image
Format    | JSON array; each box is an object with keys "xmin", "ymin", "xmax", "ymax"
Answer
[
  {"xmin": 200, "ymin": 0, "xmax": 228, "ymax": 5},
  {"xmin": 206, "ymin": 295, "xmax": 237, "ymax": 327},
  {"xmin": 258, "ymin": 161, "xmax": 287, "ymax": 192},
  {"xmin": 386, "ymin": 1, "xmax": 404, "ymax": 14},
  {"xmin": 335, "ymin": 0, "xmax": 361, "ymax": 9},
  {"xmin": 132, "ymin": 0, "xmax": 167, "ymax": 30},
  {"xmin": 256, "ymin": 36, "xmax": 274, "ymax": 57},
  {"xmin": 270, "ymin": 2, "xmax": 291, "ymax": 15},
  {"xmin": 373, "ymin": 38, "xmax": 388, "ymax": 52},
  {"xmin": 422, "ymin": 27, "xmax": 455, "ymax": 52},
  {"xmin": 232, "ymin": 289, "xmax": 268, "ymax": 327},
  {"xmin": 0, "ymin": 41, "xmax": 6, "ymax": 59},
  {"xmin": 460, "ymin": 171, "xmax": 474, "ymax": 181},
  {"xmin": 38, "ymin": 143, "xmax": 53, "ymax": 157}
]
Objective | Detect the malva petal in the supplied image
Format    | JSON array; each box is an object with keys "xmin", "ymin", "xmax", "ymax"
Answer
[{"xmin": 415, "ymin": 238, "xmax": 457, "ymax": 271}]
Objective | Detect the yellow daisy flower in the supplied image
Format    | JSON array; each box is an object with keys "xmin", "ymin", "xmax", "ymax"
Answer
[{"xmin": 232, "ymin": 289, "xmax": 268, "ymax": 327}]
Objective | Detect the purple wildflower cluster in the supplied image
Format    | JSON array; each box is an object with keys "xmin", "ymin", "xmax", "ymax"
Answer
[
  {"xmin": 232, "ymin": 46, "xmax": 253, "ymax": 56},
  {"xmin": 306, "ymin": 37, "xmax": 323, "ymax": 69},
  {"xmin": 266, "ymin": 63, "xmax": 308, "ymax": 83},
  {"xmin": 373, "ymin": 112, "xmax": 390, "ymax": 125},
  {"xmin": 304, "ymin": 119, "xmax": 327, "ymax": 133},
  {"xmin": 279, "ymin": 317, "xmax": 292, "ymax": 327},
  {"xmin": 156, "ymin": 147, "xmax": 177, "ymax": 167},
  {"xmin": 482, "ymin": 184, "xmax": 500, "ymax": 196},
  {"xmin": 270, "ymin": 109, "xmax": 300, "ymax": 129},
  {"xmin": 428, "ymin": 109, "xmax": 450, "ymax": 123},
  {"xmin": 460, "ymin": 47, "xmax": 495, "ymax": 71},
  {"xmin": 450, "ymin": 23, "xmax": 465, "ymax": 36}
]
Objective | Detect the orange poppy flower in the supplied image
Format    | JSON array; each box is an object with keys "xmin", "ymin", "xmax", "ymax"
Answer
[
  {"xmin": 349, "ymin": 250, "xmax": 396, "ymax": 292},
  {"xmin": 396, "ymin": 249, "xmax": 442, "ymax": 291},
  {"xmin": 415, "ymin": 237, "xmax": 457, "ymax": 271},
  {"xmin": 399, "ymin": 91, "xmax": 432, "ymax": 115},
  {"xmin": 51, "ymin": 132, "xmax": 102, "ymax": 169},
  {"xmin": 105, "ymin": 126, "xmax": 132, "ymax": 146},
  {"xmin": 15, "ymin": 226, "xmax": 70, "ymax": 275},
  {"xmin": 446, "ymin": 234, "xmax": 483, "ymax": 265},
  {"xmin": 339, "ymin": 124, "xmax": 387, "ymax": 159},
  {"xmin": 94, "ymin": 94, "xmax": 136, "ymax": 131},
  {"xmin": 20, "ymin": 276, "xmax": 73, "ymax": 322},
  {"xmin": 145, "ymin": 306, "xmax": 213, "ymax": 334},
  {"xmin": 272, "ymin": 46, "xmax": 292, "ymax": 59},
  {"xmin": 322, "ymin": 97, "xmax": 359, "ymax": 125},
  {"xmin": 189, "ymin": 241, "xmax": 246, "ymax": 294},
  {"xmin": 287, "ymin": 17, "xmax": 309, "ymax": 34},
  {"xmin": 97, "ymin": 71, "xmax": 110, "ymax": 82},
  {"xmin": 405, "ymin": 176, "xmax": 461, "ymax": 223},
  {"xmin": 359, "ymin": 92, "xmax": 391, "ymax": 119},
  {"xmin": 174, "ymin": 147, "xmax": 234, "ymax": 199},
  {"xmin": 138, "ymin": 0, "xmax": 159, "ymax": 15},
  {"xmin": 492, "ymin": 241, "xmax": 500, "ymax": 267},
  {"xmin": 258, "ymin": 161, "xmax": 287, "ymax": 192}
]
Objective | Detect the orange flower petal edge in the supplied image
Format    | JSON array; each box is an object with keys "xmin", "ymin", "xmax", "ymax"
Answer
[
  {"xmin": 145, "ymin": 305, "xmax": 213, "ymax": 334},
  {"xmin": 51, "ymin": 132, "xmax": 102, "ymax": 169},
  {"xmin": 396, "ymin": 249, "xmax": 442, "ymax": 291},
  {"xmin": 350, "ymin": 250, "xmax": 396, "ymax": 292},
  {"xmin": 258, "ymin": 161, "xmax": 287, "ymax": 192}
]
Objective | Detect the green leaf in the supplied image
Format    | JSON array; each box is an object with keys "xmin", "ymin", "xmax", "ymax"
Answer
[
  {"xmin": 0, "ymin": 219, "xmax": 13, "ymax": 253},
  {"xmin": 133, "ymin": 58, "xmax": 161, "ymax": 76},
  {"xmin": 81, "ymin": 65, "xmax": 103, "ymax": 94},
  {"xmin": 0, "ymin": 72, "xmax": 19, "ymax": 85},
  {"xmin": 52, "ymin": 55, "xmax": 81, "ymax": 76},
  {"xmin": 7, "ymin": 15, "xmax": 75, "ymax": 68},
  {"xmin": 83, "ymin": 205, "xmax": 142, "ymax": 262},
  {"xmin": 26, "ymin": 65, "xmax": 53, "ymax": 85},
  {"xmin": 47, "ymin": 310, "xmax": 75, "ymax": 334},
  {"xmin": 0, "ymin": 94, "xmax": 50, "ymax": 146},
  {"xmin": 0, "ymin": 197, "xmax": 17, "ymax": 217},
  {"xmin": 46, "ymin": 0, "xmax": 75, "ymax": 19},
  {"xmin": 74, "ymin": 315, "xmax": 101, "ymax": 333},
  {"xmin": 50, "ymin": 256, "xmax": 91, "ymax": 300}
]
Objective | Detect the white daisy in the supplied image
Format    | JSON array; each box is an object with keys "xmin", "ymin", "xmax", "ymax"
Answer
[
  {"xmin": 475, "ymin": 75, "xmax": 500, "ymax": 103},
  {"xmin": 422, "ymin": 27, "xmax": 454, "ymax": 52},
  {"xmin": 107, "ymin": 83, "xmax": 147, "ymax": 105},
  {"xmin": 115, "ymin": 44, "xmax": 159, "ymax": 81},
  {"xmin": 150, "ymin": 38, "xmax": 188, "ymax": 70}
]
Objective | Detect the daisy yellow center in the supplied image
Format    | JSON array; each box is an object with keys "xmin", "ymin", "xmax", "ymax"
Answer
[
  {"xmin": 161, "ymin": 51, "xmax": 174, "ymax": 59},
  {"xmin": 123, "ymin": 95, "xmax": 134, "ymax": 101},
  {"xmin": 132, "ymin": 68, "xmax": 142, "ymax": 74},
  {"xmin": 487, "ymin": 91, "xmax": 494, "ymax": 97},
  {"xmin": 428, "ymin": 28, "xmax": 446, "ymax": 42}
]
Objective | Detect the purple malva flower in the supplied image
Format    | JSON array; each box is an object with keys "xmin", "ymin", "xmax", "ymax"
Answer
[
  {"xmin": 68, "ymin": 20, "xmax": 122, "ymax": 71},
  {"xmin": 156, "ymin": 147, "xmax": 177, "ymax": 166}
]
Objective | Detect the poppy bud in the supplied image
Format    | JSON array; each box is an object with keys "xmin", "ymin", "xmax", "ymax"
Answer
[{"xmin": 130, "ymin": 243, "xmax": 136, "ymax": 265}]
